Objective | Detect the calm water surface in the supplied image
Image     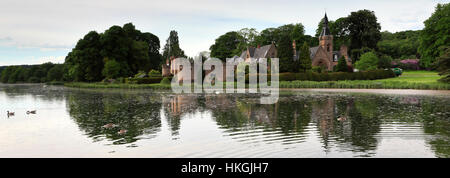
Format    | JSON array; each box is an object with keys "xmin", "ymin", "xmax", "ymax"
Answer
[{"xmin": 0, "ymin": 84, "xmax": 449, "ymax": 158}]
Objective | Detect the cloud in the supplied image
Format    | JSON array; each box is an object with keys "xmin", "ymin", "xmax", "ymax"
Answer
[{"xmin": 0, "ymin": 0, "xmax": 447, "ymax": 64}]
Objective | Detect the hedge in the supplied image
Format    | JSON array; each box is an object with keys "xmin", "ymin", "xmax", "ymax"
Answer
[
  {"xmin": 245, "ymin": 69, "xmax": 395, "ymax": 82},
  {"xmin": 126, "ymin": 77, "xmax": 172, "ymax": 84}
]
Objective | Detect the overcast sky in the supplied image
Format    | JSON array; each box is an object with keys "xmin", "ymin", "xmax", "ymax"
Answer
[{"xmin": 0, "ymin": 0, "xmax": 448, "ymax": 66}]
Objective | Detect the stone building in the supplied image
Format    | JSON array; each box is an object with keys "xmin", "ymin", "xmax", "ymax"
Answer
[{"xmin": 295, "ymin": 13, "xmax": 352, "ymax": 71}]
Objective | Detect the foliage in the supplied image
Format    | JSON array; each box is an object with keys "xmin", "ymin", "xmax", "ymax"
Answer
[
  {"xmin": 346, "ymin": 10, "xmax": 382, "ymax": 50},
  {"xmin": 102, "ymin": 60, "xmax": 122, "ymax": 79},
  {"xmin": 0, "ymin": 63, "xmax": 59, "ymax": 83},
  {"xmin": 377, "ymin": 30, "xmax": 420, "ymax": 59},
  {"xmin": 126, "ymin": 77, "xmax": 166, "ymax": 84},
  {"xmin": 149, "ymin": 69, "xmax": 161, "ymax": 77},
  {"xmin": 160, "ymin": 77, "xmax": 171, "ymax": 85},
  {"xmin": 419, "ymin": 3, "xmax": 450, "ymax": 68},
  {"xmin": 64, "ymin": 23, "xmax": 162, "ymax": 82},
  {"xmin": 336, "ymin": 56, "xmax": 349, "ymax": 72},
  {"xmin": 298, "ymin": 42, "xmax": 312, "ymax": 72},
  {"xmin": 277, "ymin": 34, "xmax": 295, "ymax": 72},
  {"xmin": 47, "ymin": 64, "xmax": 64, "ymax": 82},
  {"xmin": 435, "ymin": 46, "xmax": 450, "ymax": 83},
  {"xmin": 209, "ymin": 31, "xmax": 242, "ymax": 60},
  {"xmin": 355, "ymin": 52, "xmax": 379, "ymax": 71},
  {"xmin": 378, "ymin": 55, "xmax": 393, "ymax": 69},
  {"xmin": 278, "ymin": 69, "xmax": 395, "ymax": 82},
  {"xmin": 162, "ymin": 30, "xmax": 186, "ymax": 60}
]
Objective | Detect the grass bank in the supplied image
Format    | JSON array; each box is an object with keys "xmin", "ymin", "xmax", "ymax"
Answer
[
  {"xmin": 280, "ymin": 71, "xmax": 450, "ymax": 90},
  {"xmin": 64, "ymin": 82, "xmax": 171, "ymax": 89},
  {"xmin": 64, "ymin": 71, "xmax": 449, "ymax": 90}
]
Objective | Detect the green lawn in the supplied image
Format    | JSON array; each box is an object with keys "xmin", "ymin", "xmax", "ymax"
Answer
[
  {"xmin": 377, "ymin": 71, "xmax": 442, "ymax": 83},
  {"xmin": 279, "ymin": 71, "xmax": 450, "ymax": 90}
]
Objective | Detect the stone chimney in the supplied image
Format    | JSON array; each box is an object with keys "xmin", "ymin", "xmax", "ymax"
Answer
[{"xmin": 292, "ymin": 40, "xmax": 297, "ymax": 55}]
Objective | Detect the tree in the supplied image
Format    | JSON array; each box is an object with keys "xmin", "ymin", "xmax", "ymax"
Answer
[
  {"xmin": 278, "ymin": 34, "xmax": 294, "ymax": 72},
  {"xmin": 162, "ymin": 30, "xmax": 186, "ymax": 60},
  {"xmin": 346, "ymin": 10, "xmax": 381, "ymax": 50},
  {"xmin": 298, "ymin": 42, "xmax": 312, "ymax": 72},
  {"xmin": 47, "ymin": 65, "xmax": 64, "ymax": 81},
  {"xmin": 435, "ymin": 46, "xmax": 450, "ymax": 83},
  {"xmin": 210, "ymin": 31, "xmax": 242, "ymax": 60},
  {"xmin": 336, "ymin": 56, "xmax": 348, "ymax": 72},
  {"xmin": 419, "ymin": 3, "xmax": 450, "ymax": 68},
  {"xmin": 64, "ymin": 23, "xmax": 161, "ymax": 82},
  {"xmin": 377, "ymin": 30, "xmax": 420, "ymax": 59},
  {"xmin": 102, "ymin": 59, "xmax": 121, "ymax": 79},
  {"xmin": 355, "ymin": 52, "xmax": 379, "ymax": 71},
  {"xmin": 378, "ymin": 55, "xmax": 393, "ymax": 69}
]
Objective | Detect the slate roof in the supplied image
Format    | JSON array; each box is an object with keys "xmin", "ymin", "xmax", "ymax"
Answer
[
  {"xmin": 320, "ymin": 13, "xmax": 331, "ymax": 37},
  {"xmin": 239, "ymin": 44, "xmax": 274, "ymax": 59}
]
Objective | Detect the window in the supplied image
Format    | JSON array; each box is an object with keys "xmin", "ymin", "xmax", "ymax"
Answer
[
  {"xmin": 327, "ymin": 44, "xmax": 330, "ymax": 52},
  {"xmin": 333, "ymin": 54, "xmax": 338, "ymax": 62}
]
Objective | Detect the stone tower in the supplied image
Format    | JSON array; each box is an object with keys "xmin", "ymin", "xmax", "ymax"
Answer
[{"xmin": 319, "ymin": 13, "xmax": 333, "ymax": 61}]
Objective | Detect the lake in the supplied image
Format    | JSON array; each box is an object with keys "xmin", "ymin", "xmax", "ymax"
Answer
[{"xmin": 0, "ymin": 84, "xmax": 449, "ymax": 158}]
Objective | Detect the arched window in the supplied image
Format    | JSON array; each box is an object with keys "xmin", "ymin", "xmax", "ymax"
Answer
[{"xmin": 327, "ymin": 44, "xmax": 330, "ymax": 52}]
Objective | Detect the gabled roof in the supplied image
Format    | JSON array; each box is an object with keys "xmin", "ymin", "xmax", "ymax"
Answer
[{"xmin": 240, "ymin": 44, "xmax": 274, "ymax": 59}]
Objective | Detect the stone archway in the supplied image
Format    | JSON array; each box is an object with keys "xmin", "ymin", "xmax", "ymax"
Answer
[{"xmin": 313, "ymin": 58, "xmax": 331, "ymax": 71}]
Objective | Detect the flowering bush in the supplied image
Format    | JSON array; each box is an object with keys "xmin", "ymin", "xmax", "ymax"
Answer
[{"xmin": 399, "ymin": 59, "xmax": 420, "ymax": 70}]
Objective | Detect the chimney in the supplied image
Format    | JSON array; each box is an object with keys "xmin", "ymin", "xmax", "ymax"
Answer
[{"xmin": 257, "ymin": 44, "xmax": 260, "ymax": 48}]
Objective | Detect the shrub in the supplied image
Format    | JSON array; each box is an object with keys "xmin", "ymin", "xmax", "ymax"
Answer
[
  {"xmin": 149, "ymin": 69, "xmax": 161, "ymax": 77},
  {"xmin": 398, "ymin": 59, "xmax": 420, "ymax": 70},
  {"xmin": 160, "ymin": 77, "xmax": 171, "ymax": 85},
  {"xmin": 126, "ymin": 77, "xmax": 164, "ymax": 84},
  {"xmin": 355, "ymin": 52, "xmax": 379, "ymax": 71},
  {"xmin": 278, "ymin": 69, "xmax": 395, "ymax": 82}
]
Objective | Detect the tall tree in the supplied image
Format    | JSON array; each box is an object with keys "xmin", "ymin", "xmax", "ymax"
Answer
[
  {"xmin": 162, "ymin": 30, "xmax": 186, "ymax": 60},
  {"xmin": 346, "ymin": 10, "xmax": 381, "ymax": 50},
  {"xmin": 278, "ymin": 34, "xmax": 295, "ymax": 72},
  {"xmin": 419, "ymin": 3, "xmax": 450, "ymax": 68},
  {"xmin": 336, "ymin": 56, "xmax": 348, "ymax": 72},
  {"xmin": 298, "ymin": 42, "xmax": 312, "ymax": 72}
]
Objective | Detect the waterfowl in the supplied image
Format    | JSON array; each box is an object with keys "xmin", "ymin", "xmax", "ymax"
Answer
[
  {"xmin": 7, "ymin": 111, "xmax": 15, "ymax": 117},
  {"xmin": 118, "ymin": 129, "xmax": 128, "ymax": 135},
  {"xmin": 337, "ymin": 116, "xmax": 346, "ymax": 122},
  {"xmin": 26, "ymin": 110, "xmax": 36, "ymax": 114},
  {"xmin": 102, "ymin": 123, "xmax": 117, "ymax": 129}
]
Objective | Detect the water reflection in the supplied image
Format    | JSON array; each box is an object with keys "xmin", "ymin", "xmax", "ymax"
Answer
[{"xmin": 1, "ymin": 84, "xmax": 449, "ymax": 157}]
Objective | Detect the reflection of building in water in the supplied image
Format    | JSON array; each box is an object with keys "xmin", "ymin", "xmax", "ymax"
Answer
[
  {"xmin": 311, "ymin": 98, "xmax": 336, "ymax": 139},
  {"xmin": 162, "ymin": 94, "xmax": 199, "ymax": 117}
]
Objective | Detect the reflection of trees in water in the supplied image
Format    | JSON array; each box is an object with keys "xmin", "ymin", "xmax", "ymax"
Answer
[
  {"xmin": 0, "ymin": 84, "xmax": 66, "ymax": 102},
  {"xmin": 67, "ymin": 91, "xmax": 162, "ymax": 145},
  {"xmin": 420, "ymin": 98, "xmax": 450, "ymax": 158}
]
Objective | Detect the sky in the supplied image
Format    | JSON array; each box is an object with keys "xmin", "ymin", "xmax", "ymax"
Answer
[{"xmin": 0, "ymin": 0, "xmax": 448, "ymax": 66}]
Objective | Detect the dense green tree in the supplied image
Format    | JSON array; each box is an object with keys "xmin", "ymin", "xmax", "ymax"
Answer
[
  {"xmin": 435, "ymin": 46, "xmax": 450, "ymax": 83},
  {"xmin": 102, "ymin": 59, "xmax": 122, "ymax": 79},
  {"xmin": 355, "ymin": 52, "xmax": 379, "ymax": 71},
  {"xmin": 298, "ymin": 42, "xmax": 312, "ymax": 72},
  {"xmin": 377, "ymin": 30, "xmax": 420, "ymax": 59},
  {"xmin": 209, "ymin": 31, "xmax": 242, "ymax": 60},
  {"xmin": 47, "ymin": 64, "xmax": 64, "ymax": 82},
  {"xmin": 162, "ymin": 30, "xmax": 186, "ymax": 60},
  {"xmin": 64, "ymin": 23, "xmax": 161, "ymax": 81},
  {"xmin": 336, "ymin": 56, "xmax": 348, "ymax": 72},
  {"xmin": 378, "ymin": 55, "xmax": 393, "ymax": 69},
  {"xmin": 419, "ymin": 3, "xmax": 450, "ymax": 68},
  {"xmin": 278, "ymin": 34, "xmax": 295, "ymax": 72},
  {"xmin": 346, "ymin": 10, "xmax": 382, "ymax": 50}
]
